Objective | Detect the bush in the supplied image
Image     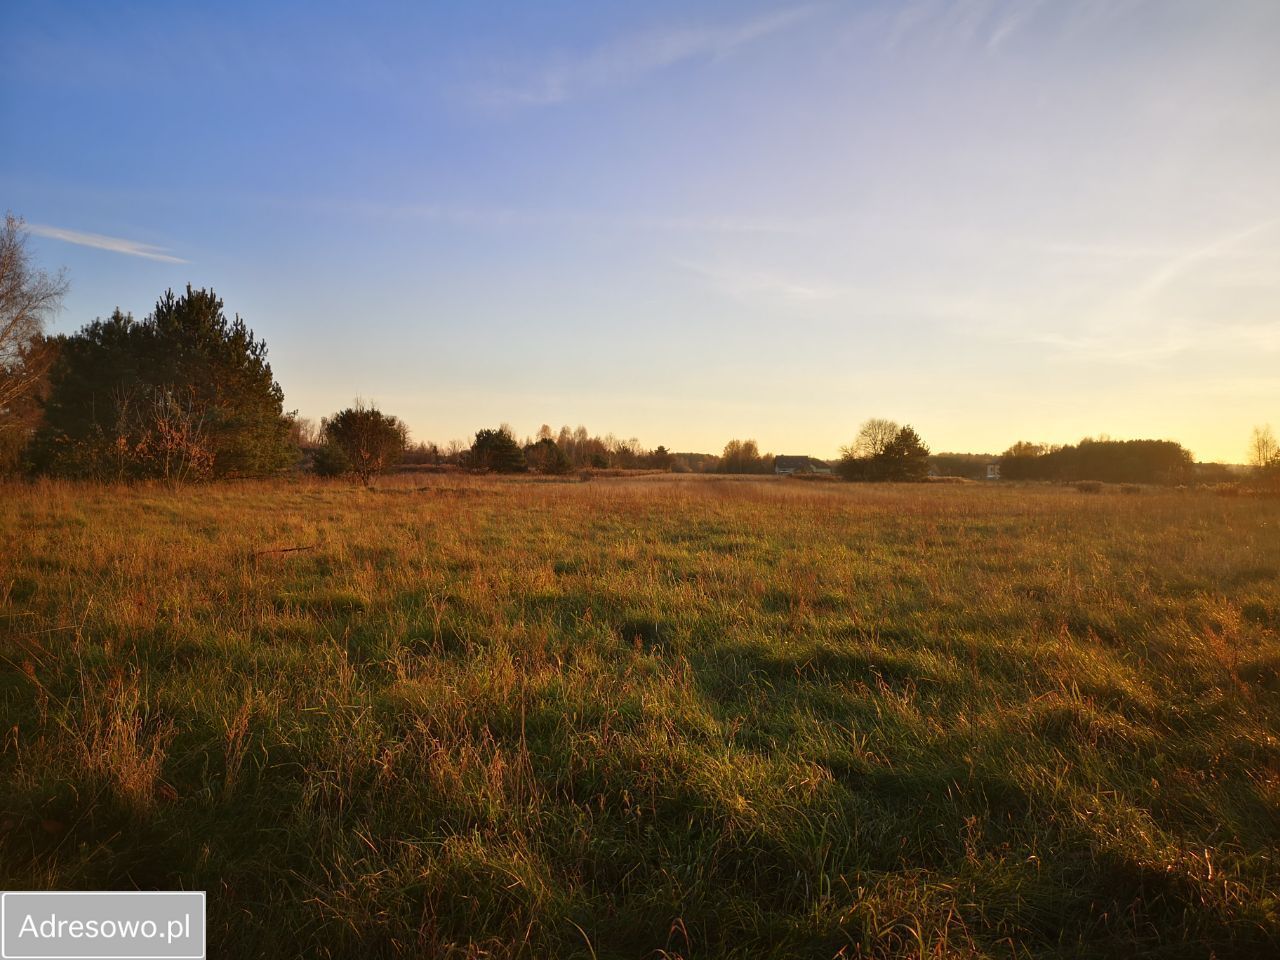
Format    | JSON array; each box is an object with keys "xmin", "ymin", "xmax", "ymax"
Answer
[
  {"xmin": 525, "ymin": 437, "xmax": 570, "ymax": 475},
  {"xmin": 471, "ymin": 428, "xmax": 526, "ymax": 473},
  {"xmin": 320, "ymin": 402, "xmax": 407, "ymax": 485},
  {"xmin": 311, "ymin": 443, "xmax": 350, "ymax": 477},
  {"xmin": 836, "ymin": 456, "xmax": 872, "ymax": 481},
  {"xmin": 1254, "ymin": 462, "xmax": 1280, "ymax": 495}
]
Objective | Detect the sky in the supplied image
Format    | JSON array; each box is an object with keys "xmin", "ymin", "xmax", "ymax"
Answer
[{"xmin": 2, "ymin": 0, "xmax": 1278, "ymax": 462}]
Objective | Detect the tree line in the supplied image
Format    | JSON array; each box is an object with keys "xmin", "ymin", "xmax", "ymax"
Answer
[
  {"xmin": 998, "ymin": 438, "xmax": 1195, "ymax": 485},
  {"xmin": 3, "ymin": 214, "xmax": 1276, "ymax": 487}
]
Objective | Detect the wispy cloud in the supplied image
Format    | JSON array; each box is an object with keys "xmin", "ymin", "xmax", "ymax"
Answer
[
  {"xmin": 887, "ymin": 0, "xmax": 1149, "ymax": 54},
  {"xmin": 321, "ymin": 198, "xmax": 810, "ymax": 235},
  {"xmin": 1183, "ymin": 375, "xmax": 1280, "ymax": 399},
  {"xmin": 887, "ymin": 0, "xmax": 1006, "ymax": 53},
  {"xmin": 678, "ymin": 260, "xmax": 848, "ymax": 305},
  {"xmin": 1124, "ymin": 218, "xmax": 1279, "ymax": 306},
  {"xmin": 1009, "ymin": 221, "xmax": 1280, "ymax": 368},
  {"xmin": 1022, "ymin": 314, "xmax": 1280, "ymax": 369},
  {"xmin": 479, "ymin": 5, "xmax": 822, "ymax": 106},
  {"xmin": 25, "ymin": 223, "xmax": 188, "ymax": 263},
  {"xmin": 1019, "ymin": 329, "xmax": 1199, "ymax": 367},
  {"xmin": 985, "ymin": 0, "xmax": 1047, "ymax": 51},
  {"xmin": 631, "ymin": 213, "xmax": 811, "ymax": 236}
]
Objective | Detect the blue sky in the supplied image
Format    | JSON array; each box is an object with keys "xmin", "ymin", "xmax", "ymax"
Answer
[{"xmin": 3, "ymin": 0, "xmax": 1277, "ymax": 461}]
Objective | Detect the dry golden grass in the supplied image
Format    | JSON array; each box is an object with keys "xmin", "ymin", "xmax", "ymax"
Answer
[{"xmin": 1, "ymin": 475, "xmax": 1278, "ymax": 958}]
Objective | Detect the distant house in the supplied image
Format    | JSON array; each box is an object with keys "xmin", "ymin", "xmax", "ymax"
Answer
[
  {"xmin": 985, "ymin": 462, "xmax": 1001, "ymax": 480},
  {"xmin": 774, "ymin": 455, "xmax": 833, "ymax": 476}
]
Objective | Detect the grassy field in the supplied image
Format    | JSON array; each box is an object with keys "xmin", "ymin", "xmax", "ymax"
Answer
[{"xmin": 1, "ymin": 475, "xmax": 1278, "ymax": 958}]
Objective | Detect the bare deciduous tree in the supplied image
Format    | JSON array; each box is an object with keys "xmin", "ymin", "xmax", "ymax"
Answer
[
  {"xmin": 719, "ymin": 438, "xmax": 771, "ymax": 474},
  {"xmin": 142, "ymin": 387, "xmax": 215, "ymax": 485},
  {"xmin": 1250, "ymin": 424, "xmax": 1278, "ymax": 468},
  {"xmin": 96, "ymin": 384, "xmax": 214, "ymax": 484},
  {"xmin": 288, "ymin": 416, "xmax": 318, "ymax": 448},
  {"xmin": 0, "ymin": 213, "xmax": 68, "ymax": 411},
  {"xmin": 445, "ymin": 438, "xmax": 467, "ymax": 463},
  {"xmin": 842, "ymin": 418, "xmax": 900, "ymax": 460}
]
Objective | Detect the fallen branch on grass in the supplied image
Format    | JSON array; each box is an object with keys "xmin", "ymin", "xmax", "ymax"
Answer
[{"xmin": 249, "ymin": 544, "xmax": 316, "ymax": 558}]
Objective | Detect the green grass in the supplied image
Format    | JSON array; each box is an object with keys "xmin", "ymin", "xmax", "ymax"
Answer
[{"xmin": 2, "ymin": 475, "xmax": 1278, "ymax": 958}]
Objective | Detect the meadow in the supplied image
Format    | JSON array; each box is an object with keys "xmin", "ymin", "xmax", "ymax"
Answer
[{"xmin": 1, "ymin": 475, "xmax": 1277, "ymax": 958}]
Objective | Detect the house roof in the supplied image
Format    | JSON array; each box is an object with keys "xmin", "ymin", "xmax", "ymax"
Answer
[{"xmin": 774, "ymin": 455, "xmax": 829, "ymax": 470}]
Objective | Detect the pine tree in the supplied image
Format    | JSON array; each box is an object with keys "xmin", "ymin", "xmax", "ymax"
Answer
[
  {"xmin": 143, "ymin": 286, "xmax": 292, "ymax": 476},
  {"xmin": 30, "ymin": 287, "xmax": 293, "ymax": 479},
  {"xmin": 882, "ymin": 426, "xmax": 931, "ymax": 481}
]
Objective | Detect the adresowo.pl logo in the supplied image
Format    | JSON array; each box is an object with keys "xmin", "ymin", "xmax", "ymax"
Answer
[{"xmin": 1, "ymin": 892, "xmax": 205, "ymax": 960}]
